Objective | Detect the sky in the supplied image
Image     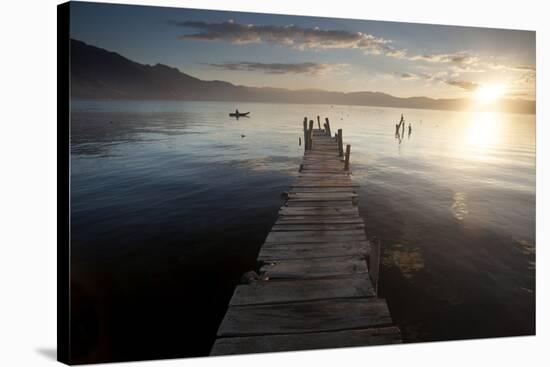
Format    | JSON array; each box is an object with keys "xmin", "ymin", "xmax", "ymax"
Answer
[{"xmin": 70, "ymin": 1, "xmax": 536, "ymax": 100}]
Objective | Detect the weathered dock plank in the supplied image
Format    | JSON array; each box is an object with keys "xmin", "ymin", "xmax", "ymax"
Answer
[
  {"xmin": 265, "ymin": 230, "xmax": 367, "ymax": 244},
  {"xmin": 289, "ymin": 187, "xmax": 356, "ymax": 193},
  {"xmin": 272, "ymin": 223, "xmax": 365, "ymax": 231},
  {"xmin": 276, "ymin": 217, "xmax": 364, "ymax": 224},
  {"xmin": 258, "ymin": 241, "xmax": 368, "ymax": 261},
  {"xmin": 229, "ymin": 274, "xmax": 375, "ymax": 306},
  {"xmin": 211, "ymin": 327, "xmax": 402, "ymax": 355},
  {"xmin": 260, "ymin": 256, "xmax": 368, "ymax": 280},
  {"xmin": 288, "ymin": 192, "xmax": 358, "ymax": 198},
  {"xmin": 291, "ymin": 183, "xmax": 359, "ymax": 188},
  {"xmin": 216, "ymin": 298, "xmax": 392, "ymax": 337}
]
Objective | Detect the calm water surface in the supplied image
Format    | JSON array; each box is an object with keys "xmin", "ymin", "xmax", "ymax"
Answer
[{"xmin": 71, "ymin": 100, "xmax": 535, "ymax": 363}]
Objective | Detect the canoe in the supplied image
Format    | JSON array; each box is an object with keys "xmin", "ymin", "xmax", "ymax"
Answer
[{"xmin": 229, "ymin": 112, "xmax": 250, "ymax": 117}]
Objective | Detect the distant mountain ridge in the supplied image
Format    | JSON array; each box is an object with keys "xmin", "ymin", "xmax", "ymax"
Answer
[{"xmin": 70, "ymin": 39, "xmax": 535, "ymax": 114}]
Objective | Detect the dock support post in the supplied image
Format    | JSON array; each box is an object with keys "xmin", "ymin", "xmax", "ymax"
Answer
[
  {"xmin": 337, "ymin": 129, "xmax": 344, "ymax": 157},
  {"xmin": 344, "ymin": 144, "xmax": 351, "ymax": 170},
  {"xmin": 303, "ymin": 118, "xmax": 308, "ymax": 151},
  {"xmin": 308, "ymin": 120, "xmax": 314, "ymax": 150},
  {"xmin": 317, "ymin": 115, "xmax": 321, "ymax": 130},
  {"xmin": 325, "ymin": 117, "xmax": 332, "ymax": 137},
  {"xmin": 369, "ymin": 238, "xmax": 381, "ymax": 295}
]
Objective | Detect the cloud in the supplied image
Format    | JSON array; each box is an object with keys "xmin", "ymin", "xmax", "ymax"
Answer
[
  {"xmin": 393, "ymin": 71, "xmax": 479, "ymax": 91},
  {"xmin": 409, "ymin": 52, "xmax": 479, "ymax": 67},
  {"xmin": 172, "ymin": 20, "xmax": 401, "ymax": 56},
  {"xmin": 205, "ymin": 61, "xmax": 347, "ymax": 75},
  {"xmin": 444, "ymin": 79, "xmax": 480, "ymax": 91},
  {"xmin": 393, "ymin": 72, "xmax": 419, "ymax": 80},
  {"xmin": 488, "ymin": 63, "xmax": 536, "ymax": 72},
  {"xmin": 505, "ymin": 91, "xmax": 528, "ymax": 97},
  {"xmin": 517, "ymin": 70, "xmax": 536, "ymax": 84},
  {"xmin": 513, "ymin": 65, "xmax": 536, "ymax": 71},
  {"xmin": 392, "ymin": 71, "xmax": 440, "ymax": 81}
]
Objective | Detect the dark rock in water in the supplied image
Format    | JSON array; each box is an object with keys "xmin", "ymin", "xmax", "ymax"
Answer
[
  {"xmin": 241, "ymin": 271, "xmax": 260, "ymax": 284},
  {"xmin": 281, "ymin": 191, "xmax": 289, "ymax": 204}
]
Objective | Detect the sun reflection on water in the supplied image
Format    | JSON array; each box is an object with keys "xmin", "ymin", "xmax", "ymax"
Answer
[
  {"xmin": 462, "ymin": 111, "xmax": 503, "ymax": 161},
  {"xmin": 467, "ymin": 112, "xmax": 497, "ymax": 148},
  {"xmin": 451, "ymin": 192, "xmax": 469, "ymax": 221}
]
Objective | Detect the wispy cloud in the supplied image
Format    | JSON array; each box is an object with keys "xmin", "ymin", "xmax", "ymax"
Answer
[
  {"xmin": 205, "ymin": 61, "xmax": 347, "ymax": 75},
  {"xmin": 514, "ymin": 65, "xmax": 536, "ymax": 72},
  {"xmin": 172, "ymin": 20, "xmax": 402, "ymax": 56},
  {"xmin": 515, "ymin": 70, "xmax": 536, "ymax": 84},
  {"xmin": 393, "ymin": 71, "xmax": 479, "ymax": 91},
  {"xmin": 489, "ymin": 64, "xmax": 537, "ymax": 87},
  {"xmin": 505, "ymin": 91, "xmax": 529, "ymax": 97},
  {"xmin": 409, "ymin": 52, "xmax": 479, "ymax": 66},
  {"xmin": 393, "ymin": 72, "xmax": 419, "ymax": 80},
  {"xmin": 488, "ymin": 63, "xmax": 536, "ymax": 72},
  {"xmin": 444, "ymin": 79, "xmax": 479, "ymax": 91}
]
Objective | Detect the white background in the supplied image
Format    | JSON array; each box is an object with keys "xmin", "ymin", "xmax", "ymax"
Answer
[{"xmin": 0, "ymin": 0, "xmax": 547, "ymax": 365}]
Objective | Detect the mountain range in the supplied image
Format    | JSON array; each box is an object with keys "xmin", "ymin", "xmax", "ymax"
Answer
[{"xmin": 70, "ymin": 39, "xmax": 535, "ymax": 114}]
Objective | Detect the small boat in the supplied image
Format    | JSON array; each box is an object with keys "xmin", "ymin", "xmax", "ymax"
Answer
[{"xmin": 229, "ymin": 112, "xmax": 250, "ymax": 118}]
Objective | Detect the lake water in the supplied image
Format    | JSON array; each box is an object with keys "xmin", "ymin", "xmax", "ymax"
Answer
[{"xmin": 70, "ymin": 100, "xmax": 535, "ymax": 363}]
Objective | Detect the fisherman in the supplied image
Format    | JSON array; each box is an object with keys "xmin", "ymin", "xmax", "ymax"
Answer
[
  {"xmin": 395, "ymin": 123, "xmax": 400, "ymax": 137},
  {"xmin": 408, "ymin": 123, "xmax": 412, "ymax": 136},
  {"xmin": 235, "ymin": 109, "xmax": 239, "ymax": 116}
]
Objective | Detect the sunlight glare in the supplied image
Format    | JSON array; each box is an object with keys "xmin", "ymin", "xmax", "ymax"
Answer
[
  {"xmin": 466, "ymin": 112, "xmax": 498, "ymax": 156},
  {"xmin": 475, "ymin": 84, "xmax": 505, "ymax": 104}
]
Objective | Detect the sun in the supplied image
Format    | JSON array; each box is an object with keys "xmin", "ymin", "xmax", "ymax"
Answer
[{"xmin": 474, "ymin": 84, "xmax": 505, "ymax": 104}]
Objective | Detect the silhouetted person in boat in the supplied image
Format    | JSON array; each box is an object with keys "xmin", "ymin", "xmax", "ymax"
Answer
[{"xmin": 408, "ymin": 123, "xmax": 412, "ymax": 137}]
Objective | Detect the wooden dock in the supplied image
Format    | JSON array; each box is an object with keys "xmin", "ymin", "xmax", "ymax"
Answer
[{"xmin": 210, "ymin": 117, "xmax": 401, "ymax": 356}]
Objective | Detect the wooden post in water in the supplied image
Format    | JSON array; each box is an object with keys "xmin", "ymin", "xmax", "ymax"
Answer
[
  {"xmin": 303, "ymin": 118, "xmax": 308, "ymax": 151},
  {"xmin": 369, "ymin": 238, "xmax": 381, "ymax": 295},
  {"xmin": 344, "ymin": 144, "xmax": 351, "ymax": 170},
  {"xmin": 325, "ymin": 117, "xmax": 332, "ymax": 137},
  {"xmin": 337, "ymin": 128, "xmax": 344, "ymax": 157},
  {"xmin": 317, "ymin": 115, "xmax": 321, "ymax": 130},
  {"xmin": 308, "ymin": 120, "xmax": 314, "ymax": 150}
]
